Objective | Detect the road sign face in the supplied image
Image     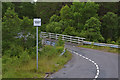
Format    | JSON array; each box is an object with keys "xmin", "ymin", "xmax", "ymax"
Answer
[{"xmin": 34, "ymin": 18, "xmax": 41, "ymax": 26}]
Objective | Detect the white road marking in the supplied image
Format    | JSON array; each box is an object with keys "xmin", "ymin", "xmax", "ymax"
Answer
[
  {"xmin": 91, "ymin": 61, "xmax": 95, "ymax": 63},
  {"xmin": 88, "ymin": 59, "xmax": 92, "ymax": 62},
  {"xmin": 79, "ymin": 54, "xmax": 82, "ymax": 56},
  {"xmin": 85, "ymin": 57, "xmax": 88, "ymax": 60},
  {"xmin": 68, "ymin": 49, "xmax": 100, "ymax": 79}
]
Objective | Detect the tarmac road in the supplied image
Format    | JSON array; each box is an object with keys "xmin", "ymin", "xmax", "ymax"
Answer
[{"xmin": 50, "ymin": 44, "xmax": 118, "ymax": 78}]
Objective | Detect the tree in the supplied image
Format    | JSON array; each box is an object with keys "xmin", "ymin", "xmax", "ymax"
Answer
[
  {"xmin": 35, "ymin": 2, "xmax": 63, "ymax": 24},
  {"xmin": 97, "ymin": 2, "xmax": 119, "ymax": 16},
  {"xmin": 82, "ymin": 17, "xmax": 104, "ymax": 42},
  {"xmin": 2, "ymin": 2, "xmax": 15, "ymax": 17},
  {"xmin": 2, "ymin": 7, "xmax": 21, "ymax": 53},
  {"xmin": 59, "ymin": 20, "xmax": 69, "ymax": 32},
  {"xmin": 13, "ymin": 2, "xmax": 36, "ymax": 19},
  {"xmin": 71, "ymin": 2, "xmax": 99, "ymax": 25},
  {"xmin": 19, "ymin": 16, "xmax": 35, "ymax": 49},
  {"xmin": 60, "ymin": 5, "xmax": 72, "ymax": 20},
  {"xmin": 118, "ymin": 17, "xmax": 120, "ymax": 39},
  {"xmin": 101, "ymin": 12, "xmax": 118, "ymax": 41},
  {"xmin": 49, "ymin": 14, "xmax": 61, "ymax": 22},
  {"xmin": 46, "ymin": 22, "xmax": 62, "ymax": 33},
  {"xmin": 63, "ymin": 26, "xmax": 77, "ymax": 36}
]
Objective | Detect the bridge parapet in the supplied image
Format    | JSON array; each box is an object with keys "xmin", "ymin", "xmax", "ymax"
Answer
[{"xmin": 40, "ymin": 32, "xmax": 85, "ymax": 45}]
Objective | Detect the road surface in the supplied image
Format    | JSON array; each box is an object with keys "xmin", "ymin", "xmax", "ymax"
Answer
[{"xmin": 50, "ymin": 44, "xmax": 118, "ymax": 79}]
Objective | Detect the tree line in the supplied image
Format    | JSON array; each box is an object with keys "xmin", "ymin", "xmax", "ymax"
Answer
[{"xmin": 2, "ymin": 2, "xmax": 120, "ymax": 55}]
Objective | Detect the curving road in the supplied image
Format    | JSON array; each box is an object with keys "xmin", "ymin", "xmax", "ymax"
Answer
[{"xmin": 50, "ymin": 44, "xmax": 118, "ymax": 79}]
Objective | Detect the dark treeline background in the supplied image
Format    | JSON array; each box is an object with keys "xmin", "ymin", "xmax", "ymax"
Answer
[{"xmin": 2, "ymin": 2, "xmax": 120, "ymax": 55}]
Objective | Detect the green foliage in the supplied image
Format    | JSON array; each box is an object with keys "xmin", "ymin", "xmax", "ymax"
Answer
[
  {"xmin": 49, "ymin": 14, "xmax": 61, "ymax": 22},
  {"xmin": 19, "ymin": 16, "xmax": 35, "ymax": 49},
  {"xmin": 13, "ymin": 2, "xmax": 36, "ymax": 18},
  {"xmin": 2, "ymin": 2, "xmax": 119, "ymax": 44},
  {"xmin": 4, "ymin": 44, "xmax": 23, "ymax": 57},
  {"xmin": 101, "ymin": 12, "xmax": 118, "ymax": 41},
  {"xmin": 59, "ymin": 20, "xmax": 70, "ymax": 31},
  {"xmin": 2, "ymin": 45, "xmax": 72, "ymax": 78},
  {"xmin": 41, "ymin": 45, "xmax": 57, "ymax": 57},
  {"xmin": 107, "ymin": 39, "xmax": 116, "ymax": 44},
  {"xmin": 63, "ymin": 26, "xmax": 77, "ymax": 36},
  {"xmin": 79, "ymin": 44, "xmax": 119, "ymax": 54},
  {"xmin": 2, "ymin": 2, "xmax": 15, "ymax": 17},
  {"xmin": 46, "ymin": 22, "xmax": 62, "ymax": 33},
  {"xmin": 56, "ymin": 36, "xmax": 65, "ymax": 47},
  {"xmin": 35, "ymin": 2, "xmax": 63, "ymax": 24},
  {"xmin": 60, "ymin": 5, "xmax": 71, "ymax": 20},
  {"xmin": 107, "ymin": 38, "xmax": 111, "ymax": 44},
  {"xmin": 2, "ymin": 7, "xmax": 21, "ymax": 53},
  {"xmin": 97, "ymin": 2, "xmax": 119, "ymax": 16},
  {"xmin": 116, "ymin": 38, "xmax": 120, "ymax": 45},
  {"xmin": 71, "ymin": 2, "xmax": 99, "ymax": 24},
  {"xmin": 111, "ymin": 41, "xmax": 115, "ymax": 44},
  {"xmin": 82, "ymin": 17, "xmax": 104, "ymax": 42},
  {"xmin": 46, "ymin": 2, "xmax": 103, "ymax": 42},
  {"xmin": 56, "ymin": 46, "xmax": 64, "ymax": 53},
  {"xmin": 19, "ymin": 50, "xmax": 31, "ymax": 63},
  {"xmin": 2, "ymin": 7, "xmax": 36, "ymax": 53}
]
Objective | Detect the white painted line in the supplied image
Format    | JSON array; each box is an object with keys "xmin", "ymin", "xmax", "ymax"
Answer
[
  {"xmin": 75, "ymin": 53, "xmax": 78, "ymax": 55},
  {"xmin": 97, "ymin": 70, "xmax": 99, "ymax": 74},
  {"xmin": 91, "ymin": 61, "xmax": 95, "ymax": 63},
  {"xmin": 96, "ymin": 65, "xmax": 99, "ymax": 69},
  {"xmin": 85, "ymin": 57, "xmax": 88, "ymax": 60},
  {"xmin": 79, "ymin": 54, "xmax": 82, "ymax": 56},
  {"xmin": 94, "ymin": 62, "xmax": 97, "ymax": 65},
  {"xmin": 95, "ymin": 75, "xmax": 98, "ymax": 78},
  {"xmin": 82, "ymin": 56, "xmax": 86, "ymax": 59},
  {"xmin": 88, "ymin": 59, "xmax": 92, "ymax": 62},
  {"xmin": 68, "ymin": 49, "xmax": 100, "ymax": 79}
]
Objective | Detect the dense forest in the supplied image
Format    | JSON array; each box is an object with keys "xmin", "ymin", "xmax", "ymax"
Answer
[{"xmin": 2, "ymin": 2, "xmax": 120, "ymax": 54}]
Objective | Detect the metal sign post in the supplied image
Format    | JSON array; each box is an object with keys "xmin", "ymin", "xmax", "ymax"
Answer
[{"xmin": 34, "ymin": 18, "xmax": 41, "ymax": 70}]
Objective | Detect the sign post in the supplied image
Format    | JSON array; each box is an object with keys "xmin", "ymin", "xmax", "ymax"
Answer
[{"xmin": 34, "ymin": 18, "xmax": 41, "ymax": 70}]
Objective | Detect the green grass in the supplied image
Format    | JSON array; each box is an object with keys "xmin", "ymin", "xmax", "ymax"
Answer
[
  {"xmin": 2, "ymin": 45, "xmax": 72, "ymax": 78},
  {"xmin": 78, "ymin": 45, "xmax": 119, "ymax": 54}
]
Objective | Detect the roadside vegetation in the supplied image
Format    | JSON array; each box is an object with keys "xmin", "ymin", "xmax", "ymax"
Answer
[
  {"xmin": 2, "ymin": 7, "xmax": 72, "ymax": 78},
  {"xmin": 78, "ymin": 45, "xmax": 119, "ymax": 54},
  {"xmin": 2, "ymin": 37, "xmax": 72, "ymax": 78}
]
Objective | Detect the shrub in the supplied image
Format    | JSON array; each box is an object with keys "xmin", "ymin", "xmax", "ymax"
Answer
[
  {"xmin": 56, "ymin": 46, "xmax": 64, "ymax": 53},
  {"xmin": 116, "ymin": 38, "xmax": 120, "ymax": 45},
  {"xmin": 111, "ymin": 41, "xmax": 115, "ymax": 44},
  {"xmin": 19, "ymin": 50, "xmax": 31, "ymax": 64},
  {"xmin": 56, "ymin": 36, "xmax": 65, "ymax": 47},
  {"xmin": 107, "ymin": 38, "xmax": 111, "ymax": 43},
  {"xmin": 42, "ymin": 45, "xmax": 57, "ymax": 57},
  {"xmin": 3, "ymin": 44, "xmax": 24, "ymax": 57}
]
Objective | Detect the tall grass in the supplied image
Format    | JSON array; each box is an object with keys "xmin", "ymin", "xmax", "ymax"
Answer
[{"xmin": 2, "ymin": 45, "xmax": 72, "ymax": 78}]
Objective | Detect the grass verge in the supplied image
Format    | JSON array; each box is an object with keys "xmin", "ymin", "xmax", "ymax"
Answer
[
  {"xmin": 2, "ymin": 45, "xmax": 72, "ymax": 78},
  {"xmin": 78, "ymin": 44, "xmax": 119, "ymax": 54}
]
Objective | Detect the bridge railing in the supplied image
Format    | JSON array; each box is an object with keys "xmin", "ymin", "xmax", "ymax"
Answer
[{"xmin": 40, "ymin": 32, "xmax": 85, "ymax": 44}]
